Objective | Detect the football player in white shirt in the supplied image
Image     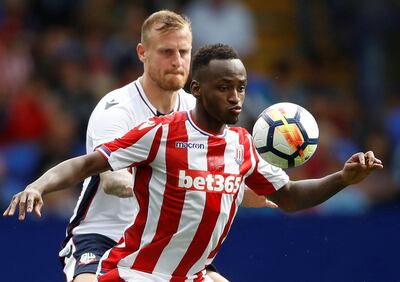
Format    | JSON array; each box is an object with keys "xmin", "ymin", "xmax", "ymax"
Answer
[
  {"xmin": 4, "ymin": 43, "xmax": 382, "ymax": 282},
  {"xmin": 3, "ymin": 10, "xmax": 271, "ymax": 282}
]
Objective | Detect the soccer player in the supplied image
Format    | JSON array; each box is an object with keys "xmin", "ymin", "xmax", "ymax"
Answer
[
  {"xmin": 4, "ymin": 43, "xmax": 382, "ymax": 281},
  {"xmin": 2, "ymin": 10, "xmax": 267, "ymax": 282}
]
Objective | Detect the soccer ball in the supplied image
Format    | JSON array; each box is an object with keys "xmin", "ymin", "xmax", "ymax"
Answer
[{"xmin": 252, "ymin": 102, "xmax": 319, "ymax": 168}]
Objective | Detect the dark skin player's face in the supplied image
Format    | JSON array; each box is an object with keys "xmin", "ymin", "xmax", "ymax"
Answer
[{"xmin": 191, "ymin": 59, "xmax": 247, "ymax": 134}]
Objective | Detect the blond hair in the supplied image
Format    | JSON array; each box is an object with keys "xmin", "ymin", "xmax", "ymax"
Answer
[{"xmin": 141, "ymin": 10, "xmax": 192, "ymax": 45}]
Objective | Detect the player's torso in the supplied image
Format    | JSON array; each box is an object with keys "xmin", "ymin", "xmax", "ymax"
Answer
[
  {"xmin": 111, "ymin": 113, "xmax": 252, "ymax": 277},
  {"xmin": 69, "ymin": 79, "xmax": 196, "ymax": 241}
]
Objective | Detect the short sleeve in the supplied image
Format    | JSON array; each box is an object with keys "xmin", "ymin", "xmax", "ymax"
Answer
[
  {"xmin": 244, "ymin": 137, "xmax": 290, "ymax": 195},
  {"xmin": 96, "ymin": 119, "xmax": 162, "ymax": 171},
  {"xmin": 87, "ymin": 104, "xmax": 132, "ymax": 151}
]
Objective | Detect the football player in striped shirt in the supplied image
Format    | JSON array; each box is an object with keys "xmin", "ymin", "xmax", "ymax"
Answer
[
  {"xmin": 3, "ymin": 10, "xmax": 268, "ymax": 282},
  {"xmin": 4, "ymin": 43, "xmax": 382, "ymax": 281}
]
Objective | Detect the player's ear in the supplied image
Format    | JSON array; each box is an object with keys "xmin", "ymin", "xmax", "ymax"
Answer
[
  {"xmin": 137, "ymin": 43, "xmax": 145, "ymax": 63},
  {"xmin": 190, "ymin": 80, "xmax": 200, "ymax": 98}
]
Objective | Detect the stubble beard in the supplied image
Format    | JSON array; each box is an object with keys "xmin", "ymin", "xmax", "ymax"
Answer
[{"xmin": 151, "ymin": 70, "xmax": 188, "ymax": 92}]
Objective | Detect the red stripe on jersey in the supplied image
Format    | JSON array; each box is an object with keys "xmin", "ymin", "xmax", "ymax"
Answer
[
  {"xmin": 169, "ymin": 271, "xmax": 205, "ymax": 282},
  {"xmin": 103, "ymin": 119, "xmax": 159, "ymax": 153},
  {"xmin": 170, "ymin": 276, "xmax": 186, "ymax": 282},
  {"xmin": 132, "ymin": 119, "xmax": 188, "ymax": 272},
  {"xmin": 245, "ymin": 142, "xmax": 276, "ymax": 195},
  {"xmin": 100, "ymin": 127, "xmax": 163, "ymax": 273},
  {"xmin": 172, "ymin": 136, "xmax": 225, "ymax": 277},
  {"xmin": 98, "ymin": 268, "xmax": 124, "ymax": 282}
]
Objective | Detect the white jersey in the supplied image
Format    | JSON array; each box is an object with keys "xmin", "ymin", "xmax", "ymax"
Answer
[
  {"xmin": 66, "ymin": 78, "xmax": 196, "ymax": 242},
  {"xmin": 96, "ymin": 111, "xmax": 289, "ymax": 281}
]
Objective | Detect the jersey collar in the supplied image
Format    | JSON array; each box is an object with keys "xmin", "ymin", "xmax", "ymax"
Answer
[
  {"xmin": 135, "ymin": 78, "xmax": 181, "ymax": 116},
  {"xmin": 186, "ymin": 111, "xmax": 228, "ymax": 137}
]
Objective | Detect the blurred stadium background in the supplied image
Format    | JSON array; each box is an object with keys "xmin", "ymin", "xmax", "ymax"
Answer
[{"xmin": 1, "ymin": 0, "xmax": 399, "ymax": 281}]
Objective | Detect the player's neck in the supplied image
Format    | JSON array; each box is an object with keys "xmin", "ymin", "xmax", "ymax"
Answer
[
  {"xmin": 140, "ymin": 76, "xmax": 178, "ymax": 115},
  {"xmin": 191, "ymin": 108, "xmax": 226, "ymax": 135}
]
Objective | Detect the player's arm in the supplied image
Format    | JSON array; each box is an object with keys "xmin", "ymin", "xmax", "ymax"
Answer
[
  {"xmin": 89, "ymin": 99, "xmax": 135, "ymax": 198},
  {"xmin": 268, "ymin": 151, "xmax": 383, "ymax": 212},
  {"xmin": 206, "ymin": 269, "xmax": 230, "ymax": 282},
  {"xmin": 240, "ymin": 186, "xmax": 278, "ymax": 208},
  {"xmin": 3, "ymin": 152, "xmax": 110, "ymax": 220},
  {"xmin": 101, "ymin": 170, "xmax": 133, "ymax": 198}
]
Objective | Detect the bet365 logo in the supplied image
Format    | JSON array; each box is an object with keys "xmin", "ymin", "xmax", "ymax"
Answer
[{"xmin": 178, "ymin": 170, "xmax": 242, "ymax": 194}]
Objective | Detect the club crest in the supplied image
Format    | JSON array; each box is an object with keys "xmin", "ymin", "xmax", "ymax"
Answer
[{"xmin": 235, "ymin": 144, "xmax": 244, "ymax": 165}]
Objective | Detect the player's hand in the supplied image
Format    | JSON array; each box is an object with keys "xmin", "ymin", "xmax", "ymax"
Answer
[
  {"xmin": 101, "ymin": 170, "xmax": 134, "ymax": 198},
  {"xmin": 3, "ymin": 188, "xmax": 44, "ymax": 220},
  {"xmin": 341, "ymin": 151, "xmax": 383, "ymax": 185},
  {"xmin": 241, "ymin": 186, "xmax": 278, "ymax": 208}
]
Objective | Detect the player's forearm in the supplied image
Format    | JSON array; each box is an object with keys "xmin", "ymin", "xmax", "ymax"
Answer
[
  {"xmin": 101, "ymin": 169, "xmax": 132, "ymax": 195},
  {"xmin": 272, "ymin": 171, "xmax": 347, "ymax": 212},
  {"xmin": 101, "ymin": 170, "xmax": 131, "ymax": 188},
  {"xmin": 28, "ymin": 153, "xmax": 109, "ymax": 195},
  {"xmin": 27, "ymin": 157, "xmax": 89, "ymax": 195}
]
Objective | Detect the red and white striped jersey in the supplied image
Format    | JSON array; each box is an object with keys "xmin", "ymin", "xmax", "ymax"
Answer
[
  {"xmin": 96, "ymin": 111, "xmax": 289, "ymax": 281},
  {"xmin": 66, "ymin": 78, "xmax": 196, "ymax": 243}
]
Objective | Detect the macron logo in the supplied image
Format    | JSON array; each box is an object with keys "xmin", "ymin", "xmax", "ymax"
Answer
[
  {"xmin": 175, "ymin": 141, "xmax": 205, "ymax": 149},
  {"xmin": 178, "ymin": 170, "xmax": 242, "ymax": 194}
]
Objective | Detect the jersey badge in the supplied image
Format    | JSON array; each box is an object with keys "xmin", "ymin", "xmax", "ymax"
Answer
[
  {"xmin": 79, "ymin": 252, "xmax": 97, "ymax": 265},
  {"xmin": 235, "ymin": 144, "xmax": 244, "ymax": 165}
]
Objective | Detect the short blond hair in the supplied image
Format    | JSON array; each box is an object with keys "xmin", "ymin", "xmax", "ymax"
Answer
[{"xmin": 141, "ymin": 10, "xmax": 192, "ymax": 45}]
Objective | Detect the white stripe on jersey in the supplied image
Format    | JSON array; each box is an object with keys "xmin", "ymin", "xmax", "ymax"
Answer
[{"xmin": 108, "ymin": 124, "xmax": 162, "ymax": 171}]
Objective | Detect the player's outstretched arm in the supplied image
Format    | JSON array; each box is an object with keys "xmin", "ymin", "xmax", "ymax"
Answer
[
  {"xmin": 241, "ymin": 186, "xmax": 278, "ymax": 208},
  {"xmin": 268, "ymin": 151, "xmax": 383, "ymax": 212},
  {"xmin": 3, "ymin": 152, "xmax": 110, "ymax": 220},
  {"xmin": 101, "ymin": 170, "xmax": 133, "ymax": 198}
]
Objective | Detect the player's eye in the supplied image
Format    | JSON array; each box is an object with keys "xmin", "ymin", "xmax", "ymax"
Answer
[
  {"xmin": 219, "ymin": 85, "xmax": 229, "ymax": 92},
  {"xmin": 162, "ymin": 49, "xmax": 173, "ymax": 56},
  {"xmin": 179, "ymin": 50, "xmax": 189, "ymax": 57}
]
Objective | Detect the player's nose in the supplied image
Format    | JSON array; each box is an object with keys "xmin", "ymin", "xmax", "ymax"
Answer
[
  {"xmin": 228, "ymin": 89, "xmax": 241, "ymax": 104},
  {"xmin": 171, "ymin": 51, "xmax": 183, "ymax": 68}
]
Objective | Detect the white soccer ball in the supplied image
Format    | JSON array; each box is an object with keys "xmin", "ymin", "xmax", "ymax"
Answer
[{"xmin": 252, "ymin": 102, "xmax": 319, "ymax": 168}]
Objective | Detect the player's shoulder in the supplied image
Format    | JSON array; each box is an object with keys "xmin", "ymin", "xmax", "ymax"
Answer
[
  {"xmin": 228, "ymin": 126, "xmax": 251, "ymax": 136},
  {"xmin": 88, "ymin": 81, "xmax": 141, "ymax": 129},
  {"xmin": 97, "ymin": 81, "xmax": 139, "ymax": 110},
  {"xmin": 151, "ymin": 110, "xmax": 188, "ymax": 125},
  {"xmin": 227, "ymin": 126, "xmax": 253, "ymax": 144}
]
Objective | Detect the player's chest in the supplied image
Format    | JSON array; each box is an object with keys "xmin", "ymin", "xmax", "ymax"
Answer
[{"xmin": 159, "ymin": 134, "xmax": 246, "ymax": 173}]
